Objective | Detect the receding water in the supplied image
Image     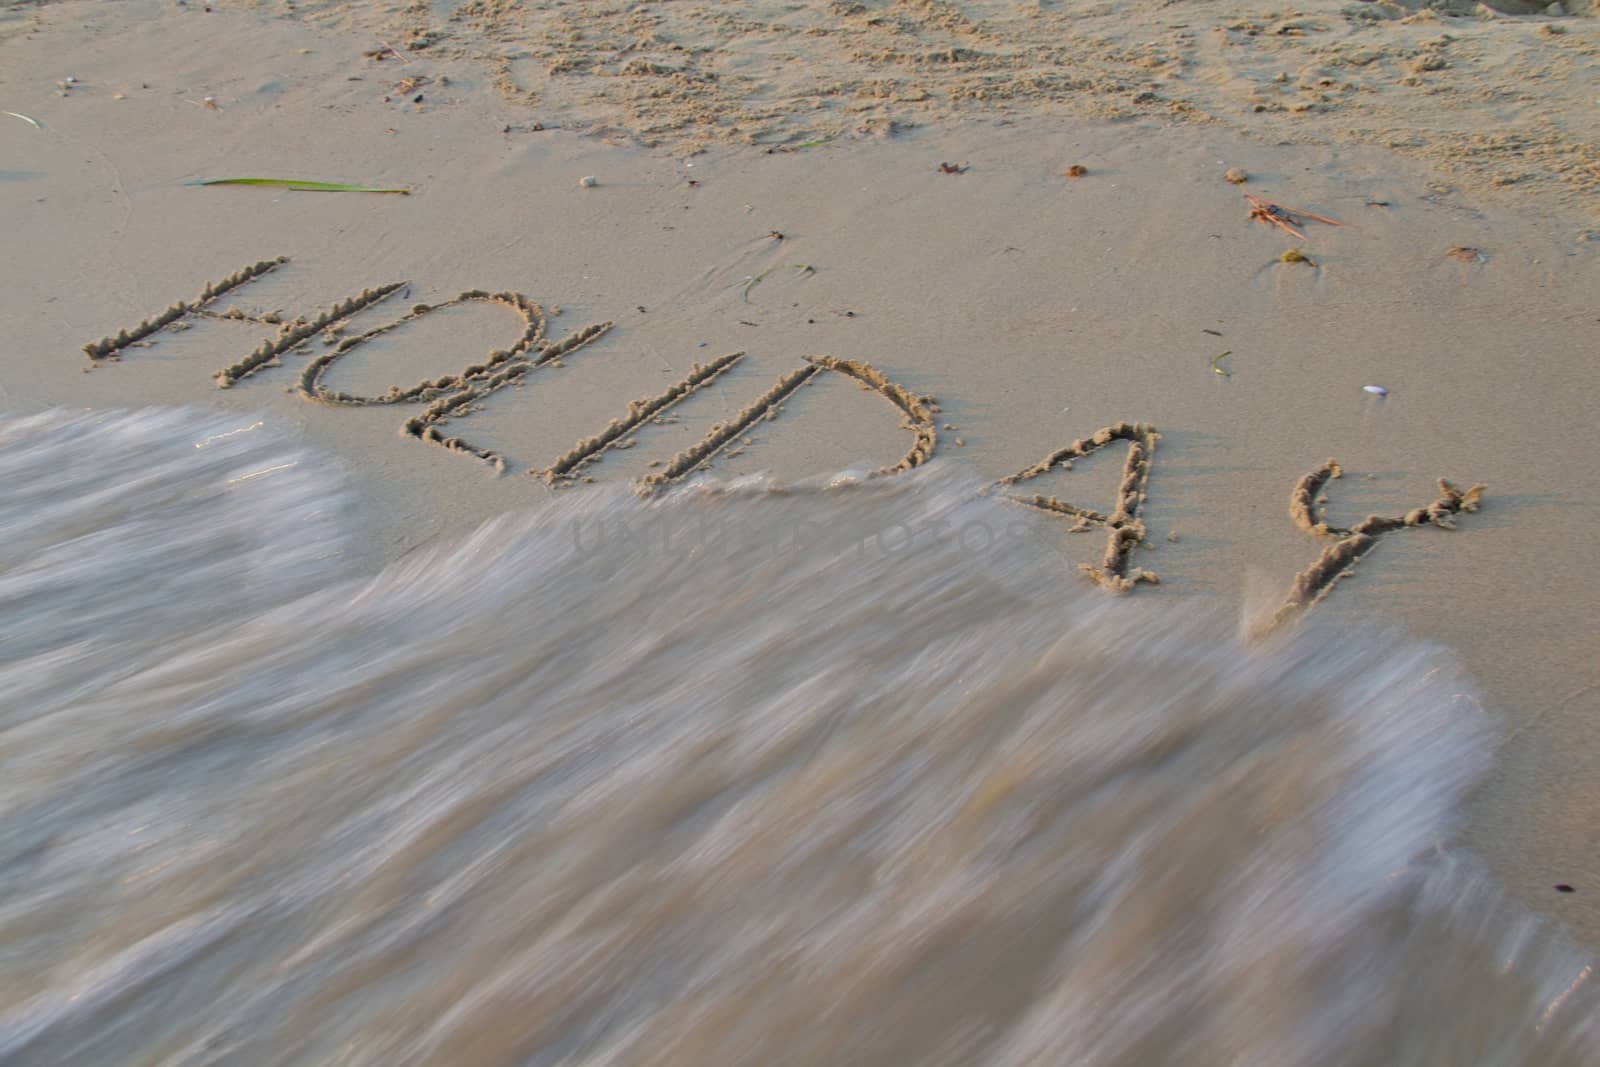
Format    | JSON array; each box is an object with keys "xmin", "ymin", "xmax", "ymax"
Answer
[{"xmin": 0, "ymin": 409, "xmax": 1594, "ymax": 1066}]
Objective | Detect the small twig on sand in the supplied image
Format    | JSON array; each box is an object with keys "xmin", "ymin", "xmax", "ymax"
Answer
[
  {"xmin": 376, "ymin": 37, "xmax": 413, "ymax": 63},
  {"xmin": 1245, "ymin": 194, "xmax": 1342, "ymax": 241}
]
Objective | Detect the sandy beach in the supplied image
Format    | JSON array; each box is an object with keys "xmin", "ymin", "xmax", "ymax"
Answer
[{"xmin": 2, "ymin": 0, "xmax": 1598, "ymax": 1057}]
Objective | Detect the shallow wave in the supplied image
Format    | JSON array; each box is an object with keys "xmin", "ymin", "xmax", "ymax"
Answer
[{"xmin": 0, "ymin": 410, "xmax": 1593, "ymax": 1066}]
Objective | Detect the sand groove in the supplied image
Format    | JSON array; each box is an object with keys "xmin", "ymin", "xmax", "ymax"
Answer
[
  {"xmin": 398, "ymin": 320, "xmax": 616, "ymax": 472},
  {"xmin": 1268, "ymin": 462, "xmax": 1486, "ymax": 630},
  {"xmin": 540, "ymin": 321, "xmax": 613, "ymax": 361},
  {"xmin": 215, "ymin": 283, "xmax": 408, "ymax": 389},
  {"xmin": 804, "ymin": 356, "xmax": 939, "ymax": 476},
  {"xmin": 81, "ymin": 257, "xmax": 289, "ymax": 362},
  {"xmin": 636, "ymin": 355, "xmax": 939, "ymax": 493},
  {"xmin": 638, "ymin": 363, "xmax": 823, "ymax": 492},
  {"xmin": 999, "ymin": 422, "xmax": 1161, "ymax": 593},
  {"xmin": 542, "ymin": 352, "xmax": 744, "ymax": 486},
  {"xmin": 1288, "ymin": 458, "xmax": 1346, "ymax": 537},
  {"xmin": 297, "ymin": 291, "xmax": 545, "ymax": 405}
]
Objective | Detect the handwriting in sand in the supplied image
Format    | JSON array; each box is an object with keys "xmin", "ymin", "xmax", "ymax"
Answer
[{"xmin": 81, "ymin": 256, "xmax": 1488, "ymax": 628}]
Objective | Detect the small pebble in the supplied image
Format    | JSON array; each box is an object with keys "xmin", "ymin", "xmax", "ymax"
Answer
[
  {"xmin": 1555, "ymin": 884, "xmax": 1575, "ymax": 893},
  {"xmin": 1224, "ymin": 167, "xmax": 1248, "ymax": 184},
  {"xmin": 579, "ymin": 175, "xmax": 597, "ymax": 188},
  {"xmin": 1362, "ymin": 384, "xmax": 1388, "ymax": 396}
]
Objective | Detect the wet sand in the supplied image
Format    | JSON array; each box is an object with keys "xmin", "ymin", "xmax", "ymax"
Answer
[{"xmin": 2, "ymin": 0, "xmax": 1598, "ymax": 947}]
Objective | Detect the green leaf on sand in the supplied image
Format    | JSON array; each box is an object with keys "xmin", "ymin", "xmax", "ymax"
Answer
[
  {"xmin": 742, "ymin": 267, "xmax": 776, "ymax": 302},
  {"xmin": 743, "ymin": 264, "xmax": 815, "ymax": 302},
  {"xmin": 188, "ymin": 178, "xmax": 410, "ymax": 194},
  {"xmin": 3, "ymin": 111, "xmax": 42, "ymax": 129}
]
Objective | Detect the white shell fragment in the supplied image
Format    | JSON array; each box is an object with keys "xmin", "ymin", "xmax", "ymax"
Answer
[
  {"xmin": 1363, "ymin": 385, "xmax": 1389, "ymax": 396},
  {"xmin": 579, "ymin": 175, "xmax": 598, "ymax": 188}
]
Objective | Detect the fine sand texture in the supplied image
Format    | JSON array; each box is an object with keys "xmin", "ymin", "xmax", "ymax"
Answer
[
  {"xmin": 2, "ymin": 0, "xmax": 1599, "ymax": 941},
  {"xmin": 194, "ymin": 0, "xmax": 1600, "ymax": 211}
]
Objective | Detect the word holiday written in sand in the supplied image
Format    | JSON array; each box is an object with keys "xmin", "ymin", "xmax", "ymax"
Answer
[{"xmin": 81, "ymin": 257, "xmax": 1487, "ymax": 626}]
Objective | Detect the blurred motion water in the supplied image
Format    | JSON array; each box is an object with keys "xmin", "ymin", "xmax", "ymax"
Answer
[{"xmin": 0, "ymin": 409, "xmax": 1594, "ymax": 1066}]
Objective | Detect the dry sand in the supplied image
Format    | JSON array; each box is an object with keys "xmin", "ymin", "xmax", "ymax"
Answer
[{"xmin": 2, "ymin": 0, "xmax": 1599, "ymax": 942}]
